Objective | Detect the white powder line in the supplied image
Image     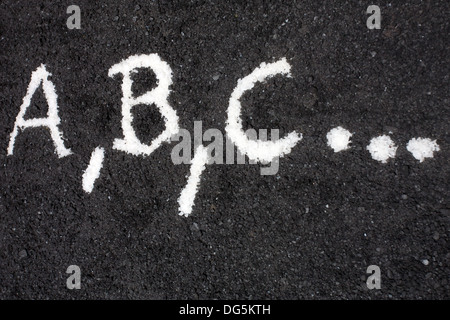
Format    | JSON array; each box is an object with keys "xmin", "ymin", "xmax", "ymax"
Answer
[
  {"xmin": 178, "ymin": 145, "xmax": 209, "ymax": 217},
  {"xmin": 7, "ymin": 64, "xmax": 72, "ymax": 158},
  {"xmin": 406, "ymin": 137, "xmax": 440, "ymax": 162},
  {"xmin": 108, "ymin": 54, "xmax": 179, "ymax": 157},
  {"xmin": 225, "ymin": 58, "xmax": 302, "ymax": 164},
  {"xmin": 82, "ymin": 146, "xmax": 105, "ymax": 193},
  {"xmin": 327, "ymin": 126, "xmax": 352, "ymax": 152},
  {"xmin": 367, "ymin": 135, "xmax": 398, "ymax": 163}
]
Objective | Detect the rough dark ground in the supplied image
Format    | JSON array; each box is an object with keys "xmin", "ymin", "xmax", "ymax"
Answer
[{"xmin": 0, "ymin": 0, "xmax": 448, "ymax": 299}]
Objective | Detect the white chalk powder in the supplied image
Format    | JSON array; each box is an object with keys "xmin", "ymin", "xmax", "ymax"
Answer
[
  {"xmin": 109, "ymin": 54, "xmax": 179, "ymax": 156},
  {"xmin": 367, "ymin": 135, "xmax": 397, "ymax": 163},
  {"xmin": 326, "ymin": 126, "xmax": 352, "ymax": 152},
  {"xmin": 178, "ymin": 145, "xmax": 209, "ymax": 217},
  {"xmin": 225, "ymin": 58, "xmax": 302, "ymax": 163},
  {"xmin": 8, "ymin": 64, "xmax": 72, "ymax": 158},
  {"xmin": 406, "ymin": 137, "xmax": 440, "ymax": 162},
  {"xmin": 82, "ymin": 147, "xmax": 105, "ymax": 193}
]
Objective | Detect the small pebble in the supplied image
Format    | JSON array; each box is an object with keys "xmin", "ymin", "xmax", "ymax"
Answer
[
  {"xmin": 19, "ymin": 250, "xmax": 27, "ymax": 258},
  {"xmin": 191, "ymin": 222, "xmax": 199, "ymax": 232}
]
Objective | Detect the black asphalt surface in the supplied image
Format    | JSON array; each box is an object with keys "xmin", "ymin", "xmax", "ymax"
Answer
[{"xmin": 0, "ymin": 1, "xmax": 448, "ymax": 299}]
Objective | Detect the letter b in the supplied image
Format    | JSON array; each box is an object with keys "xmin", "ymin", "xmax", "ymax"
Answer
[{"xmin": 108, "ymin": 54, "xmax": 179, "ymax": 157}]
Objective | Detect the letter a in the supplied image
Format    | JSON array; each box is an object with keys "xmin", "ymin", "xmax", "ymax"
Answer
[
  {"xmin": 7, "ymin": 64, "xmax": 72, "ymax": 158},
  {"xmin": 109, "ymin": 54, "xmax": 179, "ymax": 156},
  {"xmin": 366, "ymin": 5, "xmax": 381, "ymax": 30},
  {"xmin": 66, "ymin": 5, "xmax": 81, "ymax": 29},
  {"xmin": 66, "ymin": 265, "xmax": 81, "ymax": 289},
  {"xmin": 366, "ymin": 265, "xmax": 381, "ymax": 289}
]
